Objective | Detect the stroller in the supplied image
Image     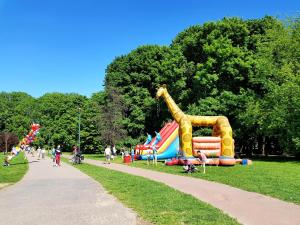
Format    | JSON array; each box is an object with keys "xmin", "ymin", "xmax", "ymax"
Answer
[
  {"xmin": 183, "ymin": 160, "xmax": 197, "ymax": 173},
  {"xmin": 72, "ymin": 153, "xmax": 84, "ymax": 164}
]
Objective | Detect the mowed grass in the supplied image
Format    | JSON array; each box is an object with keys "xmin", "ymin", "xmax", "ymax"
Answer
[
  {"xmin": 64, "ymin": 159, "xmax": 239, "ymax": 225},
  {"xmin": 85, "ymin": 154, "xmax": 300, "ymax": 204},
  {"xmin": 0, "ymin": 152, "xmax": 28, "ymax": 184}
]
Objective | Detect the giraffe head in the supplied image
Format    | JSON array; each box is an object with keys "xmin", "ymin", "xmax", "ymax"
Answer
[{"xmin": 156, "ymin": 84, "xmax": 167, "ymax": 99}]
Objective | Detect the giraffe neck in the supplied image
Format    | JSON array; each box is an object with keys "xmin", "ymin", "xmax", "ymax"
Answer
[{"xmin": 162, "ymin": 90, "xmax": 185, "ymax": 122}]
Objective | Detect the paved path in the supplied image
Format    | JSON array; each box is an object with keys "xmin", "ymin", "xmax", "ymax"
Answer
[
  {"xmin": 85, "ymin": 158, "xmax": 300, "ymax": 225},
  {"xmin": 0, "ymin": 155, "xmax": 137, "ymax": 225}
]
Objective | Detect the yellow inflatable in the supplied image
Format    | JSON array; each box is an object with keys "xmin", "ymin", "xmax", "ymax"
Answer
[{"xmin": 156, "ymin": 85, "xmax": 234, "ymax": 158}]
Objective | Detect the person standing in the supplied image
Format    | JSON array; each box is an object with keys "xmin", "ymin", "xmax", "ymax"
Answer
[
  {"xmin": 41, "ymin": 147, "xmax": 46, "ymax": 159},
  {"xmin": 197, "ymin": 151, "xmax": 208, "ymax": 174},
  {"xmin": 110, "ymin": 145, "xmax": 115, "ymax": 160},
  {"xmin": 104, "ymin": 146, "xmax": 111, "ymax": 164},
  {"xmin": 112, "ymin": 145, "xmax": 117, "ymax": 156},
  {"xmin": 130, "ymin": 147, "xmax": 135, "ymax": 163},
  {"xmin": 152, "ymin": 146, "xmax": 158, "ymax": 166},
  {"xmin": 146, "ymin": 149, "xmax": 152, "ymax": 165},
  {"xmin": 121, "ymin": 147, "xmax": 125, "ymax": 159}
]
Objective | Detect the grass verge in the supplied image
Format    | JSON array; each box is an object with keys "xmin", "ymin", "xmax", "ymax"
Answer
[
  {"xmin": 0, "ymin": 152, "xmax": 28, "ymax": 186},
  {"xmin": 85, "ymin": 154, "xmax": 300, "ymax": 205},
  {"xmin": 63, "ymin": 157, "xmax": 239, "ymax": 225}
]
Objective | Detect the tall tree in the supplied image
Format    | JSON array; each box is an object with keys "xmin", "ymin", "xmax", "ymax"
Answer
[{"xmin": 97, "ymin": 86, "xmax": 127, "ymax": 147}]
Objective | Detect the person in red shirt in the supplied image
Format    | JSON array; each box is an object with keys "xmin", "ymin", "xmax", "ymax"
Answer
[{"xmin": 55, "ymin": 146, "xmax": 62, "ymax": 167}]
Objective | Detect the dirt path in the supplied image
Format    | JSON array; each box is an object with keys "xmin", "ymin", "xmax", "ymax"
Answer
[
  {"xmin": 0, "ymin": 155, "xmax": 138, "ymax": 225},
  {"xmin": 85, "ymin": 158, "xmax": 300, "ymax": 225}
]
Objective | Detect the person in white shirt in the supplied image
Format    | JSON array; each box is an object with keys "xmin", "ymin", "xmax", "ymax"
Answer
[
  {"xmin": 37, "ymin": 147, "xmax": 42, "ymax": 159},
  {"xmin": 104, "ymin": 146, "xmax": 111, "ymax": 164}
]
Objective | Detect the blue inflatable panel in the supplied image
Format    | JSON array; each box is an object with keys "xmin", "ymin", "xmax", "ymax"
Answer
[{"xmin": 140, "ymin": 136, "xmax": 179, "ymax": 160}]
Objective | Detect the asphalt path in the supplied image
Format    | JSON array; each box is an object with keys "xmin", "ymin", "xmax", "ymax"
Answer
[{"xmin": 0, "ymin": 155, "xmax": 137, "ymax": 225}]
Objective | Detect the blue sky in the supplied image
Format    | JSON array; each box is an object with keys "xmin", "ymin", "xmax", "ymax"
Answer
[{"xmin": 0, "ymin": 0, "xmax": 299, "ymax": 98}]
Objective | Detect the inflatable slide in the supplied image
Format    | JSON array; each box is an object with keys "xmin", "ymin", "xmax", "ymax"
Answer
[{"xmin": 136, "ymin": 121, "xmax": 179, "ymax": 160}]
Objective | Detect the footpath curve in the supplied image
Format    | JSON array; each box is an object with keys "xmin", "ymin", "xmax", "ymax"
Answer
[
  {"xmin": 0, "ymin": 155, "xmax": 137, "ymax": 225},
  {"xmin": 85, "ymin": 158, "xmax": 300, "ymax": 225}
]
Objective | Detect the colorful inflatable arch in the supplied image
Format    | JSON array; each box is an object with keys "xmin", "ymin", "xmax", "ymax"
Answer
[{"xmin": 20, "ymin": 123, "xmax": 41, "ymax": 145}]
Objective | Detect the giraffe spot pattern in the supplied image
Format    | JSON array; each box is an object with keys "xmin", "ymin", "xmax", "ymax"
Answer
[
  {"xmin": 182, "ymin": 133, "xmax": 192, "ymax": 142},
  {"xmin": 222, "ymin": 138, "xmax": 232, "ymax": 146}
]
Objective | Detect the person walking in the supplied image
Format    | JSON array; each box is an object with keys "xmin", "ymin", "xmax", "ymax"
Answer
[
  {"xmin": 51, "ymin": 147, "xmax": 56, "ymax": 166},
  {"xmin": 55, "ymin": 145, "xmax": 62, "ymax": 167},
  {"xmin": 41, "ymin": 147, "xmax": 46, "ymax": 159},
  {"xmin": 121, "ymin": 147, "xmax": 125, "ymax": 159},
  {"xmin": 104, "ymin": 146, "xmax": 111, "ymax": 164},
  {"xmin": 37, "ymin": 147, "xmax": 42, "ymax": 160}
]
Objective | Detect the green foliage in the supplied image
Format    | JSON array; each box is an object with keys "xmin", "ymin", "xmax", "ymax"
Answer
[
  {"xmin": 96, "ymin": 86, "xmax": 127, "ymax": 148},
  {"xmin": 104, "ymin": 16, "xmax": 300, "ymax": 156},
  {"xmin": 105, "ymin": 45, "xmax": 193, "ymax": 144},
  {"xmin": 0, "ymin": 92, "xmax": 35, "ymax": 138},
  {"xmin": 0, "ymin": 92, "xmax": 105, "ymax": 153},
  {"xmin": 1, "ymin": 15, "xmax": 299, "ymax": 156}
]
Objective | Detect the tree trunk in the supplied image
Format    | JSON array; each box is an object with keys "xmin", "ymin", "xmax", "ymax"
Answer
[
  {"xmin": 4, "ymin": 133, "xmax": 8, "ymax": 154},
  {"xmin": 262, "ymin": 137, "xmax": 266, "ymax": 156},
  {"xmin": 264, "ymin": 137, "xmax": 269, "ymax": 156}
]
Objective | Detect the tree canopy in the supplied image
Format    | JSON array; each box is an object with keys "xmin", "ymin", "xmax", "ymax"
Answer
[{"xmin": 1, "ymin": 16, "xmax": 299, "ymax": 157}]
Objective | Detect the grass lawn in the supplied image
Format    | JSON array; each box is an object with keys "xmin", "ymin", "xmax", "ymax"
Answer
[
  {"xmin": 0, "ymin": 152, "xmax": 28, "ymax": 186},
  {"xmin": 84, "ymin": 154, "xmax": 300, "ymax": 205},
  {"xmin": 63, "ymin": 158, "xmax": 239, "ymax": 225}
]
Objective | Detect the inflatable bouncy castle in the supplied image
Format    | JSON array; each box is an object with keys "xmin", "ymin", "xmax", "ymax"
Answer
[
  {"xmin": 135, "ymin": 85, "xmax": 252, "ymax": 166},
  {"xmin": 135, "ymin": 85, "xmax": 242, "ymax": 166}
]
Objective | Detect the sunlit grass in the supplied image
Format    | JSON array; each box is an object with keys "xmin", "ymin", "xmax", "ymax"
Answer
[
  {"xmin": 0, "ymin": 152, "xmax": 28, "ymax": 185},
  {"xmin": 85, "ymin": 154, "xmax": 300, "ymax": 204},
  {"xmin": 64, "ymin": 158, "xmax": 239, "ymax": 225}
]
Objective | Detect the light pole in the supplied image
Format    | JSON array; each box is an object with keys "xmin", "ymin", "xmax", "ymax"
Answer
[{"xmin": 78, "ymin": 107, "xmax": 81, "ymax": 153}]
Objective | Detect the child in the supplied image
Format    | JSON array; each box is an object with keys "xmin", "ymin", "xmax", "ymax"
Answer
[
  {"xmin": 147, "ymin": 149, "xmax": 152, "ymax": 165},
  {"xmin": 3, "ymin": 155, "xmax": 13, "ymax": 166},
  {"xmin": 183, "ymin": 159, "xmax": 197, "ymax": 173}
]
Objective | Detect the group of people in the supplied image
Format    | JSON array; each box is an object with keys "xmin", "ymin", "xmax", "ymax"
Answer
[
  {"xmin": 51, "ymin": 145, "xmax": 62, "ymax": 167},
  {"xmin": 144, "ymin": 146, "xmax": 158, "ymax": 165},
  {"xmin": 183, "ymin": 151, "xmax": 208, "ymax": 174},
  {"xmin": 104, "ymin": 145, "xmax": 117, "ymax": 164},
  {"xmin": 36, "ymin": 147, "xmax": 46, "ymax": 160}
]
